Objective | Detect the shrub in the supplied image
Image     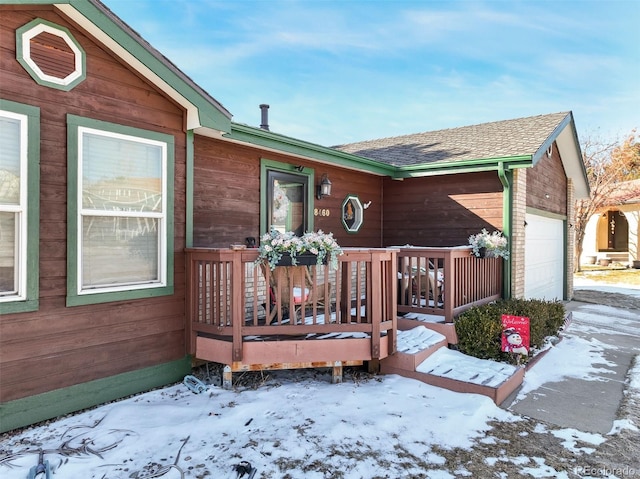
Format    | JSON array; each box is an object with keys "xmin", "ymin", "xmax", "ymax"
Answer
[{"xmin": 455, "ymin": 298, "xmax": 566, "ymax": 364}]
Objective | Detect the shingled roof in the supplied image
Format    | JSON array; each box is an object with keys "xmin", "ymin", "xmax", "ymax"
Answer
[{"xmin": 334, "ymin": 112, "xmax": 571, "ymax": 167}]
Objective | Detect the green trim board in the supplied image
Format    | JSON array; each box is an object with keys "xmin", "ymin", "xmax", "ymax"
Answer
[
  {"xmin": 65, "ymin": 114, "xmax": 175, "ymax": 307},
  {"xmin": 525, "ymin": 206, "xmax": 567, "ymax": 221},
  {"xmin": 0, "ymin": 99, "xmax": 40, "ymax": 315},
  {"xmin": 185, "ymin": 130, "xmax": 194, "ymax": 248},
  {"xmin": 395, "ymin": 155, "xmax": 534, "ymax": 178},
  {"xmin": 498, "ymin": 162, "xmax": 512, "ymax": 299},
  {"xmin": 0, "ymin": 356, "xmax": 192, "ymax": 433},
  {"xmin": 230, "ymin": 123, "xmax": 393, "ymax": 176}
]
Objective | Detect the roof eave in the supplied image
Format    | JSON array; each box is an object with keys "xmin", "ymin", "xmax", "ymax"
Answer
[
  {"xmin": 52, "ymin": 0, "xmax": 232, "ymax": 132},
  {"xmin": 223, "ymin": 123, "xmax": 395, "ymax": 176},
  {"xmin": 531, "ymin": 112, "xmax": 590, "ymax": 199},
  {"xmin": 392, "ymin": 155, "xmax": 533, "ymax": 178}
]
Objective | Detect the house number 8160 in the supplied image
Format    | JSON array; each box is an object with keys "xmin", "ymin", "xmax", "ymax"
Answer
[{"xmin": 314, "ymin": 208, "xmax": 330, "ymax": 217}]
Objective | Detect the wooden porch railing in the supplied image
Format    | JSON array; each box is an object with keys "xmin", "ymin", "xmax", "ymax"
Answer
[
  {"xmin": 185, "ymin": 248, "xmax": 398, "ymax": 364},
  {"xmin": 397, "ymin": 246, "xmax": 503, "ymax": 323}
]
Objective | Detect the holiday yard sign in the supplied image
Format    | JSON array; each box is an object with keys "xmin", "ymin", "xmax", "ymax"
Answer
[{"xmin": 501, "ymin": 314, "xmax": 530, "ymax": 356}]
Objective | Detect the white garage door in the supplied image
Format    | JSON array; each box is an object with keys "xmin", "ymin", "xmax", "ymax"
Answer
[{"xmin": 524, "ymin": 213, "xmax": 565, "ymax": 300}]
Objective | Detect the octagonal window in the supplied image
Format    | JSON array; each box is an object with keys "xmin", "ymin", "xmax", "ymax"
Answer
[
  {"xmin": 16, "ymin": 19, "xmax": 86, "ymax": 91},
  {"xmin": 342, "ymin": 194, "xmax": 364, "ymax": 233}
]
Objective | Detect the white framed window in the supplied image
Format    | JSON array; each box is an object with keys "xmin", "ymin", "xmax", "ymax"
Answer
[
  {"xmin": 0, "ymin": 110, "xmax": 28, "ymax": 302},
  {"xmin": 67, "ymin": 115, "xmax": 174, "ymax": 305}
]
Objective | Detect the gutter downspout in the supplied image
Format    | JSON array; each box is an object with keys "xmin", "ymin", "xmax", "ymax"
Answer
[{"xmin": 498, "ymin": 162, "xmax": 512, "ymax": 299}]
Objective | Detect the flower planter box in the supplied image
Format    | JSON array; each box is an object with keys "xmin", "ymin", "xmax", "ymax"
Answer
[
  {"xmin": 276, "ymin": 252, "xmax": 326, "ymax": 267},
  {"xmin": 633, "ymin": 260, "xmax": 640, "ymax": 269},
  {"xmin": 598, "ymin": 258, "xmax": 611, "ymax": 267}
]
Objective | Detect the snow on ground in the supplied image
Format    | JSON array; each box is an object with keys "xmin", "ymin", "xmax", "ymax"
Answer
[
  {"xmin": 514, "ymin": 332, "xmax": 617, "ymax": 399},
  {"xmin": 2, "ymin": 290, "xmax": 638, "ymax": 478},
  {"xmin": 416, "ymin": 348, "xmax": 518, "ymax": 388},
  {"xmin": 2, "ymin": 373, "xmax": 517, "ymax": 479},
  {"xmin": 396, "ymin": 326, "xmax": 445, "ymax": 353},
  {"xmin": 573, "ymin": 275, "xmax": 640, "ymax": 297}
]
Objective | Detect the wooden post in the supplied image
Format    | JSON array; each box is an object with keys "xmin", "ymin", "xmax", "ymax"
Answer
[
  {"xmin": 232, "ymin": 252, "xmax": 243, "ymax": 362},
  {"xmin": 370, "ymin": 251, "xmax": 381, "ymax": 359},
  {"xmin": 222, "ymin": 365, "xmax": 232, "ymax": 389},
  {"xmin": 332, "ymin": 361, "xmax": 343, "ymax": 384},
  {"xmin": 443, "ymin": 249, "xmax": 455, "ymax": 323},
  {"xmin": 185, "ymin": 250, "xmax": 196, "ymax": 356},
  {"xmin": 387, "ymin": 249, "xmax": 398, "ymax": 355}
]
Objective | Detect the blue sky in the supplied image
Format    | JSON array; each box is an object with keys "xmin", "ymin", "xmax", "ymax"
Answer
[{"xmin": 104, "ymin": 0, "xmax": 639, "ymax": 147}]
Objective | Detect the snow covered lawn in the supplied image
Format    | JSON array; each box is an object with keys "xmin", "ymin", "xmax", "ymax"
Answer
[{"xmin": 2, "ymin": 301, "xmax": 638, "ymax": 478}]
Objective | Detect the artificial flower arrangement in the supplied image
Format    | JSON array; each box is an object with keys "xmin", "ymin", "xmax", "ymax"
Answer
[
  {"xmin": 468, "ymin": 228, "xmax": 510, "ymax": 259},
  {"xmin": 256, "ymin": 229, "xmax": 343, "ymax": 271}
]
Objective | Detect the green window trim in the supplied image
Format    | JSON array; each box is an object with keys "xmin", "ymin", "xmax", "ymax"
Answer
[
  {"xmin": 259, "ymin": 159, "xmax": 315, "ymax": 236},
  {"xmin": 0, "ymin": 99, "xmax": 40, "ymax": 315},
  {"xmin": 66, "ymin": 114, "xmax": 174, "ymax": 307}
]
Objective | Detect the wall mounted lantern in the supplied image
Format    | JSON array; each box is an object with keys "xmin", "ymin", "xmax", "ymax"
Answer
[{"xmin": 316, "ymin": 174, "xmax": 332, "ymax": 200}]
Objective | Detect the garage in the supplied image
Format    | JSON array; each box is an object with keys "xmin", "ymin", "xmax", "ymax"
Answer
[{"xmin": 524, "ymin": 213, "xmax": 565, "ymax": 300}]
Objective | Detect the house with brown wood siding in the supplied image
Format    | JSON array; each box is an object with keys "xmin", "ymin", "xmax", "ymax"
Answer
[
  {"xmin": 336, "ymin": 113, "xmax": 590, "ymax": 300},
  {"xmin": 0, "ymin": 0, "xmax": 588, "ymax": 432}
]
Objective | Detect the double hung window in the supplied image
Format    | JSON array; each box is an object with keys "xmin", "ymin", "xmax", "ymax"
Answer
[
  {"xmin": 67, "ymin": 115, "xmax": 174, "ymax": 305},
  {"xmin": 0, "ymin": 100, "xmax": 39, "ymax": 313}
]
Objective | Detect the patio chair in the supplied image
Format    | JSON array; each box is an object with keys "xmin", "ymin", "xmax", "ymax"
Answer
[
  {"xmin": 409, "ymin": 264, "xmax": 444, "ymax": 306},
  {"xmin": 263, "ymin": 265, "xmax": 330, "ymax": 324}
]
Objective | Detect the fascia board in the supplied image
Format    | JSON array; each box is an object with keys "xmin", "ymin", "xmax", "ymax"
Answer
[
  {"xmin": 530, "ymin": 114, "xmax": 572, "ymax": 167},
  {"xmin": 556, "ymin": 120, "xmax": 590, "ymax": 199},
  {"xmin": 529, "ymin": 112, "xmax": 589, "ymax": 199},
  {"xmin": 226, "ymin": 123, "xmax": 394, "ymax": 176},
  {"xmin": 54, "ymin": 1, "xmax": 231, "ymax": 132},
  {"xmin": 393, "ymin": 155, "xmax": 533, "ymax": 178}
]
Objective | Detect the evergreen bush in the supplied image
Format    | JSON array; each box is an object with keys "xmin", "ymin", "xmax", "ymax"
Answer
[{"xmin": 455, "ymin": 298, "xmax": 566, "ymax": 364}]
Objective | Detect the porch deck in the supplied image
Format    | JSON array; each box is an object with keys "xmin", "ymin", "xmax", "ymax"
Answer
[
  {"xmin": 185, "ymin": 246, "xmax": 502, "ymax": 384},
  {"xmin": 396, "ymin": 246, "xmax": 503, "ymax": 343}
]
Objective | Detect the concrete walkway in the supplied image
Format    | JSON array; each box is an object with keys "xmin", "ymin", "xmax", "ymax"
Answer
[{"xmin": 503, "ymin": 291, "xmax": 640, "ymax": 434}]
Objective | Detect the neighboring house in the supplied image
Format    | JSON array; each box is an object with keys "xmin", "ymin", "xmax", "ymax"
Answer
[
  {"xmin": 0, "ymin": 0, "xmax": 589, "ymax": 432},
  {"xmin": 581, "ymin": 179, "xmax": 640, "ymax": 266},
  {"xmin": 336, "ymin": 113, "xmax": 590, "ymax": 300}
]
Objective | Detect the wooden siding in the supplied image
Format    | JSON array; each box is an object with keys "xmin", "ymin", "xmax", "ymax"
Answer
[
  {"xmin": 382, "ymin": 172, "xmax": 504, "ymax": 247},
  {"xmin": 193, "ymin": 136, "xmax": 384, "ymax": 249},
  {"xmin": 30, "ymin": 31, "xmax": 76, "ymax": 78},
  {"xmin": 526, "ymin": 143, "xmax": 567, "ymax": 216},
  {"xmin": 0, "ymin": 7, "xmax": 187, "ymax": 403}
]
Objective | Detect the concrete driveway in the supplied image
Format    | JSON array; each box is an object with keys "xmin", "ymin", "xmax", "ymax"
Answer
[{"xmin": 505, "ymin": 285, "xmax": 640, "ymax": 435}]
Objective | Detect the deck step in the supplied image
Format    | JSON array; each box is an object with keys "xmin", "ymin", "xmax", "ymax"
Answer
[
  {"xmin": 381, "ymin": 326, "xmax": 448, "ymax": 371},
  {"xmin": 381, "ymin": 327, "xmax": 524, "ymax": 405},
  {"xmin": 397, "ymin": 315, "xmax": 458, "ymax": 345}
]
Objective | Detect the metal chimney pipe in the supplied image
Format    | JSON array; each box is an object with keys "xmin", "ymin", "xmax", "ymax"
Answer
[{"xmin": 259, "ymin": 104, "xmax": 270, "ymax": 130}]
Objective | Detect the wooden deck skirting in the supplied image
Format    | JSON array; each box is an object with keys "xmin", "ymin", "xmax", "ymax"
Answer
[
  {"xmin": 397, "ymin": 246, "xmax": 503, "ymax": 323},
  {"xmin": 185, "ymin": 248, "xmax": 399, "ymax": 371}
]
